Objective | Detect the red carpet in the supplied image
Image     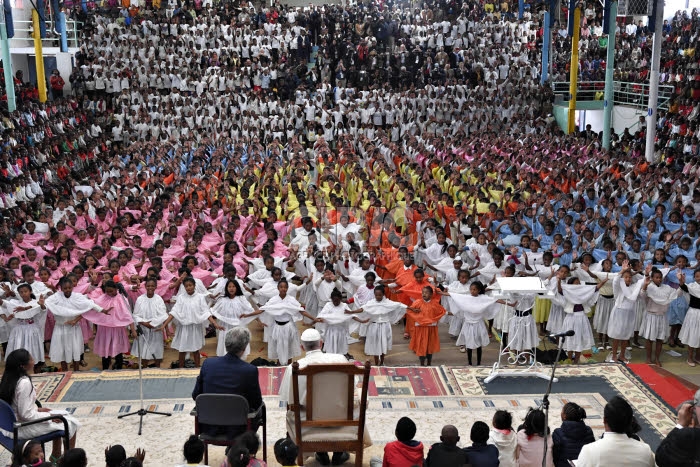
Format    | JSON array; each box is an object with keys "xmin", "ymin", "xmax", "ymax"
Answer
[
  {"xmin": 256, "ymin": 366, "xmax": 449, "ymax": 397},
  {"xmin": 627, "ymin": 364, "xmax": 697, "ymax": 408}
]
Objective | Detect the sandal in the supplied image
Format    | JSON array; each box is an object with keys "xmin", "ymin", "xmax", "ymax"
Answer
[
  {"xmin": 80, "ymin": 360, "xmax": 88, "ymax": 367},
  {"xmin": 459, "ymin": 346, "xmax": 466, "ymax": 353},
  {"xmin": 403, "ymin": 333, "xmax": 410, "ymax": 340},
  {"xmin": 687, "ymin": 360, "xmax": 697, "ymax": 367},
  {"xmin": 617, "ymin": 359, "xmax": 630, "ymax": 365}
]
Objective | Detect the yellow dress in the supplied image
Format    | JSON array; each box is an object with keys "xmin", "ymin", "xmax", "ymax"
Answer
[{"xmin": 534, "ymin": 296, "xmax": 552, "ymax": 323}]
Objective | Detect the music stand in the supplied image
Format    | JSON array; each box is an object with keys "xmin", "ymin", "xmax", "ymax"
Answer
[
  {"xmin": 484, "ymin": 277, "xmax": 557, "ymax": 383},
  {"xmin": 118, "ymin": 325, "xmax": 171, "ymax": 435}
]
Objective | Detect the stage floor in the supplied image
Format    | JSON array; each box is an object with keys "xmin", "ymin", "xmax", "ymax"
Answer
[{"xmin": 4, "ymin": 363, "xmax": 679, "ymax": 467}]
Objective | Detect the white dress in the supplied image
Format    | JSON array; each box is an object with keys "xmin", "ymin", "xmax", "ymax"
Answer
[
  {"xmin": 169, "ymin": 292, "xmax": 211, "ymax": 352},
  {"xmin": 558, "ymin": 284, "xmax": 599, "ymax": 353},
  {"xmin": 442, "ymin": 281, "xmax": 471, "ymax": 337},
  {"xmin": 679, "ymin": 283, "xmax": 700, "ymax": 348},
  {"xmin": 211, "ymin": 296, "xmax": 256, "ymax": 357},
  {"xmin": 360, "ymin": 298, "xmax": 407, "ymax": 356},
  {"xmin": 131, "ymin": 293, "xmax": 169, "ymax": 360},
  {"xmin": 6, "ymin": 378, "xmax": 79, "ymax": 440},
  {"xmin": 507, "ymin": 293, "xmax": 539, "ymax": 352},
  {"xmin": 590, "ymin": 271, "xmax": 618, "ymax": 334},
  {"xmin": 545, "ymin": 279, "xmax": 565, "ymax": 335},
  {"xmin": 607, "ymin": 276, "xmax": 644, "ymax": 340},
  {"xmin": 446, "ymin": 293, "xmax": 501, "ymax": 350},
  {"xmin": 351, "ymin": 285, "xmax": 376, "ymax": 337},
  {"xmin": 2, "ymin": 299, "xmax": 45, "ymax": 363},
  {"xmin": 259, "ymin": 294, "xmax": 304, "ymax": 363},
  {"xmin": 640, "ymin": 284, "xmax": 679, "ymax": 341},
  {"xmin": 316, "ymin": 302, "xmax": 354, "ymax": 355},
  {"xmin": 46, "ymin": 291, "xmax": 102, "ymax": 363}
]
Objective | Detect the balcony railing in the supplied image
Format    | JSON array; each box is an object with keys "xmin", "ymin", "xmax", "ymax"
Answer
[
  {"xmin": 551, "ymin": 80, "xmax": 675, "ymax": 110},
  {"xmin": 7, "ymin": 18, "xmax": 82, "ymax": 49}
]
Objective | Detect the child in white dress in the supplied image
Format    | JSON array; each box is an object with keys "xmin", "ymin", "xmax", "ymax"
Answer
[
  {"xmin": 316, "ymin": 288, "xmax": 368, "ymax": 356},
  {"xmin": 442, "ymin": 269, "xmax": 473, "ymax": 349},
  {"xmin": 211, "ymin": 280, "xmax": 257, "ymax": 357},
  {"xmin": 160, "ymin": 277, "xmax": 223, "ymax": 368},
  {"xmin": 558, "ymin": 277, "xmax": 606, "ymax": 364},
  {"xmin": 131, "ymin": 278, "xmax": 169, "ymax": 368},
  {"xmin": 243, "ymin": 279, "xmax": 319, "ymax": 364},
  {"xmin": 607, "ymin": 261, "xmax": 644, "ymax": 364},
  {"xmin": 1, "ymin": 283, "xmax": 46, "ymax": 369},
  {"xmin": 46, "ymin": 277, "xmax": 106, "ymax": 372},
  {"xmin": 442, "ymin": 281, "xmax": 508, "ymax": 366},
  {"xmin": 352, "ymin": 284, "xmax": 406, "ymax": 366}
]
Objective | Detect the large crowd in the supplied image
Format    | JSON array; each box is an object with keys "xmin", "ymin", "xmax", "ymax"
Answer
[{"xmin": 0, "ymin": 0, "xmax": 698, "ymax": 464}]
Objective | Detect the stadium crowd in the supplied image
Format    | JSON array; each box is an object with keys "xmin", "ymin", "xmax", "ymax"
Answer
[{"xmin": 0, "ymin": 0, "xmax": 697, "ymax": 372}]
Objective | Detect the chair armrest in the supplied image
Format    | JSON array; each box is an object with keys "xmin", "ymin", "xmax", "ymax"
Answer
[
  {"xmin": 14, "ymin": 414, "xmax": 69, "ymax": 433},
  {"xmin": 14, "ymin": 415, "xmax": 70, "ymax": 455},
  {"xmin": 248, "ymin": 402, "xmax": 266, "ymax": 423}
]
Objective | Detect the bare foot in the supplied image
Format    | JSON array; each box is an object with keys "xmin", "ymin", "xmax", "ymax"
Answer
[
  {"xmin": 645, "ymin": 359, "xmax": 653, "ymax": 365},
  {"xmin": 654, "ymin": 360, "xmax": 662, "ymax": 367}
]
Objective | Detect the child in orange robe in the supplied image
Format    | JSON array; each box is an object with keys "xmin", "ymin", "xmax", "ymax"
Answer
[
  {"xmin": 396, "ymin": 268, "xmax": 434, "ymax": 339},
  {"xmin": 407, "ymin": 286, "xmax": 446, "ymax": 366}
]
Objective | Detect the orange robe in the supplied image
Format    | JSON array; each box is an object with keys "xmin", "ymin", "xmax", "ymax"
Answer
[
  {"xmin": 398, "ymin": 278, "xmax": 434, "ymax": 336},
  {"xmin": 408, "ymin": 299, "xmax": 446, "ymax": 357}
]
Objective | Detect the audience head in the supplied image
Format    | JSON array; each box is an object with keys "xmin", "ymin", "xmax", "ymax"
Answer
[
  {"xmin": 492, "ymin": 409, "xmax": 513, "ymax": 431},
  {"xmin": 470, "ymin": 421, "xmax": 490, "ymax": 444},
  {"xmin": 300, "ymin": 328, "xmax": 322, "ymax": 352},
  {"xmin": 0, "ymin": 349, "xmax": 33, "ymax": 405},
  {"xmin": 183, "ymin": 434, "xmax": 205, "ymax": 464},
  {"xmin": 225, "ymin": 326, "xmax": 251, "ymax": 357},
  {"xmin": 12, "ymin": 440, "xmax": 43, "ymax": 467},
  {"xmin": 58, "ymin": 448, "xmax": 87, "ymax": 467},
  {"xmin": 274, "ymin": 438, "xmax": 298, "ymax": 465},
  {"xmin": 562, "ymin": 402, "xmax": 588, "ymax": 422},
  {"xmin": 440, "ymin": 425, "xmax": 460, "ymax": 446},
  {"xmin": 603, "ymin": 396, "xmax": 640, "ymax": 437},
  {"xmin": 119, "ymin": 459, "xmax": 142, "ymax": 467},
  {"xmin": 105, "ymin": 445, "xmax": 127, "ymax": 467},
  {"xmin": 522, "ymin": 408, "xmax": 548, "ymax": 437},
  {"xmin": 395, "ymin": 416, "xmax": 417, "ymax": 443},
  {"xmin": 234, "ymin": 431, "xmax": 260, "ymax": 457},
  {"xmin": 226, "ymin": 445, "xmax": 251, "ymax": 467}
]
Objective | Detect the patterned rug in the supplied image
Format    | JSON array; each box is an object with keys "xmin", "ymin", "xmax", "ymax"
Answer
[
  {"xmin": 13, "ymin": 363, "xmax": 675, "ymax": 467},
  {"xmin": 36, "ymin": 366, "xmax": 454, "ymax": 402}
]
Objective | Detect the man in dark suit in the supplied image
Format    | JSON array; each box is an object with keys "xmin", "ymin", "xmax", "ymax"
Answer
[
  {"xmin": 656, "ymin": 390, "xmax": 700, "ymax": 467},
  {"xmin": 192, "ymin": 326, "xmax": 263, "ymax": 437}
]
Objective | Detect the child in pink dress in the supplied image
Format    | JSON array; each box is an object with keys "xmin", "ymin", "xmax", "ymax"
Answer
[{"xmin": 85, "ymin": 280, "xmax": 137, "ymax": 370}]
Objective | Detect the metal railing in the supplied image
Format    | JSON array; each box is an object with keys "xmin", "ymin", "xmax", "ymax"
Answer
[
  {"xmin": 551, "ymin": 80, "xmax": 675, "ymax": 110},
  {"xmin": 8, "ymin": 18, "xmax": 81, "ymax": 49}
]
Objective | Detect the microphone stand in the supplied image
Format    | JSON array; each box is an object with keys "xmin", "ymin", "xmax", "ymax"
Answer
[
  {"xmin": 118, "ymin": 324, "xmax": 172, "ymax": 435},
  {"xmin": 541, "ymin": 334, "xmax": 566, "ymax": 467}
]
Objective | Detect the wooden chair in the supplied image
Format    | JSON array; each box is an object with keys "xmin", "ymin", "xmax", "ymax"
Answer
[{"xmin": 288, "ymin": 361, "xmax": 371, "ymax": 467}]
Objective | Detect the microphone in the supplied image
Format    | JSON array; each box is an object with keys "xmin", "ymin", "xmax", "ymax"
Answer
[{"xmin": 549, "ymin": 330, "xmax": 575, "ymax": 338}]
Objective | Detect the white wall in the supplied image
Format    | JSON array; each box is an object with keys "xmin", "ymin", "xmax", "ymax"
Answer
[
  {"xmin": 612, "ymin": 105, "xmax": 645, "ymax": 135},
  {"xmin": 554, "ymin": 105, "xmax": 647, "ymax": 135}
]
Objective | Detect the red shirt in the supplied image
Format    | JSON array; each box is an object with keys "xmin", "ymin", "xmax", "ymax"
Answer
[{"xmin": 382, "ymin": 440, "xmax": 425, "ymax": 467}]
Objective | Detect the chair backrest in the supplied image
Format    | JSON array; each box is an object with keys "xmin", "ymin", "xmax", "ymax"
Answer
[
  {"xmin": 0, "ymin": 400, "xmax": 17, "ymax": 451},
  {"xmin": 291, "ymin": 361, "xmax": 371, "ymax": 429},
  {"xmin": 0, "ymin": 400, "xmax": 17, "ymax": 433},
  {"xmin": 195, "ymin": 394, "xmax": 249, "ymax": 427}
]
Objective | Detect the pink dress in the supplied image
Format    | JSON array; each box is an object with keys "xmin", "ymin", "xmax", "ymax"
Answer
[
  {"xmin": 85, "ymin": 293, "xmax": 133, "ymax": 358},
  {"xmin": 73, "ymin": 277, "xmax": 95, "ymax": 343},
  {"xmin": 190, "ymin": 266, "xmax": 215, "ymax": 288}
]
